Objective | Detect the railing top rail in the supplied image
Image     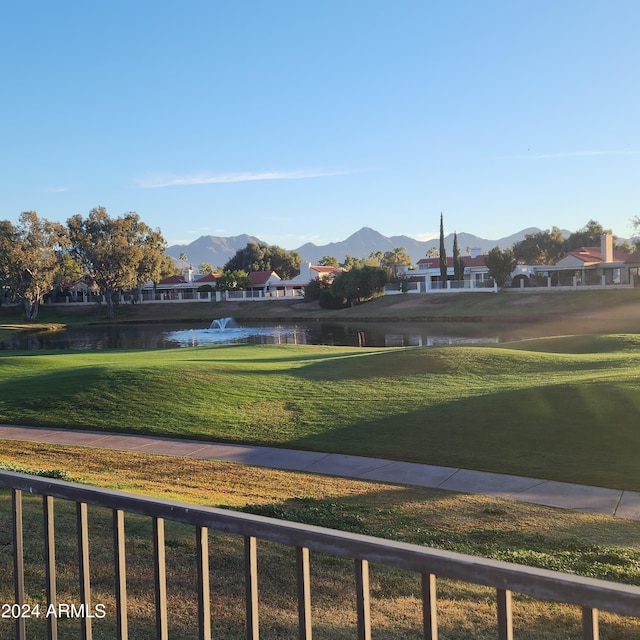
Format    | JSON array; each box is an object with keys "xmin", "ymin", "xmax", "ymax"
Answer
[{"xmin": 2, "ymin": 470, "xmax": 640, "ymax": 617}]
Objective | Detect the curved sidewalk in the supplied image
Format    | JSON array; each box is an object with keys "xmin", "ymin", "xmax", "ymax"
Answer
[{"xmin": 2, "ymin": 424, "xmax": 640, "ymax": 521}]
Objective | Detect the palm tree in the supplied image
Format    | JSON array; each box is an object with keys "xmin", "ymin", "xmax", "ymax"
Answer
[{"xmin": 383, "ymin": 247, "xmax": 411, "ymax": 278}]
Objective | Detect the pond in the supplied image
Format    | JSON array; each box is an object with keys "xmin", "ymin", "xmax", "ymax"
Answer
[{"xmin": 0, "ymin": 319, "xmax": 527, "ymax": 351}]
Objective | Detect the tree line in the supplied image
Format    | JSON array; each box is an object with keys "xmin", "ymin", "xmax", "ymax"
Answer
[
  {"xmin": 4, "ymin": 208, "xmax": 637, "ymax": 321},
  {"xmin": 1, "ymin": 208, "xmax": 169, "ymax": 320}
]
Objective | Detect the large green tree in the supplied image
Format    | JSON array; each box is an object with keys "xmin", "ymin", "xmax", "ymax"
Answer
[
  {"xmin": 0, "ymin": 211, "xmax": 69, "ymax": 320},
  {"xmin": 224, "ymin": 242, "xmax": 301, "ymax": 280},
  {"xmin": 68, "ymin": 207, "xmax": 167, "ymax": 318},
  {"xmin": 485, "ymin": 247, "xmax": 516, "ymax": 288},
  {"xmin": 564, "ymin": 220, "xmax": 611, "ymax": 252},
  {"xmin": 512, "ymin": 227, "xmax": 565, "ymax": 265},
  {"xmin": 331, "ymin": 265, "xmax": 388, "ymax": 304},
  {"xmin": 215, "ymin": 270, "xmax": 252, "ymax": 291}
]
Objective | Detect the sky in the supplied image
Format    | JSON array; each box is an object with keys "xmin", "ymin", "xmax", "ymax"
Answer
[{"xmin": 1, "ymin": 1, "xmax": 639, "ymax": 249}]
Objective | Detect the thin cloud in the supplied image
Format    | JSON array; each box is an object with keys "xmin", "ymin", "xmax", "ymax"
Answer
[
  {"xmin": 135, "ymin": 169, "xmax": 360, "ymax": 189},
  {"xmin": 414, "ymin": 232, "xmax": 439, "ymax": 241},
  {"xmin": 531, "ymin": 150, "xmax": 639, "ymax": 159},
  {"xmin": 502, "ymin": 150, "xmax": 640, "ymax": 160}
]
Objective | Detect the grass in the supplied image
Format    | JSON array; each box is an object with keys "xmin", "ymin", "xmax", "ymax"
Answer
[
  {"xmin": 1, "ymin": 441, "xmax": 640, "ymax": 638},
  {"xmin": 2, "ymin": 335, "xmax": 640, "ymax": 489},
  {"xmin": 3, "ymin": 294, "xmax": 640, "ymax": 636}
]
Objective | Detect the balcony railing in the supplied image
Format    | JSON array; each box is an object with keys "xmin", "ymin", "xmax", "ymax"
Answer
[{"xmin": 2, "ymin": 470, "xmax": 640, "ymax": 639}]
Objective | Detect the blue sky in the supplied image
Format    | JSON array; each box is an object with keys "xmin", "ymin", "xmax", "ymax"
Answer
[{"xmin": 1, "ymin": 1, "xmax": 638, "ymax": 248}]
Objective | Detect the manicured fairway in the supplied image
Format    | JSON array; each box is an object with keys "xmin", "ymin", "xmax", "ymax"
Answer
[{"xmin": 1, "ymin": 335, "xmax": 640, "ymax": 490}]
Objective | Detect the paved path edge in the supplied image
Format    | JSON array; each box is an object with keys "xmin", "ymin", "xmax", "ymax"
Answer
[{"xmin": 2, "ymin": 424, "xmax": 640, "ymax": 521}]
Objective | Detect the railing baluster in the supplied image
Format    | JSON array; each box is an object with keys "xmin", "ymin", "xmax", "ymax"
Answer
[
  {"xmin": 77, "ymin": 501, "xmax": 92, "ymax": 640},
  {"xmin": 421, "ymin": 572, "xmax": 438, "ymax": 640},
  {"xmin": 296, "ymin": 546, "xmax": 312, "ymax": 640},
  {"xmin": 3, "ymin": 471, "xmax": 640, "ymax": 639},
  {"xmin": 245, "ymin": 535, "xmax": 259, "ymax": 640},
  {"xmin": 153, "ymin": 517, "xmax": 168, "ymax": 640},
  {"xmin": 44, "ymin": 495, "xmax": 58, "ymax": 640},
  {"xmin": 497, "ymin": 588, "xmax": 513, "ymax": 640},
  {"xmin": 355, "ymin": 558, "xmax": 371, "ymax": 640},
  {"xmin": 196, "ymin": 525, "xmax": 211, "ymax": 640},
  {"xmin": 113, "ymin": 509, "xmax": 128, "ymax": 640},
  {"xmin": 12, "ymin": 489, "xmax": 26, "ymax": 640},
  {"xmin": 582, "ymin": 606, "xmax": 600, "ymax": 640}
]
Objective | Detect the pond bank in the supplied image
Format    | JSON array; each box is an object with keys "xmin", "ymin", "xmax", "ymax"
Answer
[{"xmin": 2, "ymin": 288, "xmax": 640, "ymax": 330}]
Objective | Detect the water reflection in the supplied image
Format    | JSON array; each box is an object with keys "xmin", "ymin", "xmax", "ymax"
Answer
[
  {"xmin": 0, "ymin": 321, "xmax": 506, "ymax": 351},
  {"xmin": 384, "ymin": 334, "xmax": 500, "ymax": 347}
]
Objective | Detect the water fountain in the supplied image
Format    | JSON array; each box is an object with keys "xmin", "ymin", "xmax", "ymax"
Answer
[
  {"xmin": 209, "ymin": 317, "xmax": 238, "ymax": 330},
  {"xmin": 164, "ymin": 317, "xmax": 302, "ymax": 346}
]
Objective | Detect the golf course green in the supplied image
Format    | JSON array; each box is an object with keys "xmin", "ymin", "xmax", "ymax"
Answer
[{"xmin": 1, "ymin": 332, "xmax": 640, "ymax": 490}]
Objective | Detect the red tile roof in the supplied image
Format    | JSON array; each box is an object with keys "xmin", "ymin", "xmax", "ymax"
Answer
[
  {"xmin": 248, "ymin": 271, "xmax": 280, "ymax": 286},
  {"xmin": 564, "ymin": 246, "xmax": 627, "ymax": 263},
  {"xmin": 158, "ymin": 275, "xmax": 186, "ymax": 285},
  {"xmin": 195, "ymin": 273, "xmax": 218, "ymax": 283},
  {"xmin": 311, "ymin": 265, "xmax": 342, "ymax": 274},
  {"xmin": 624, "ymin": 251, "xmax": 640, "ymax": 264}
]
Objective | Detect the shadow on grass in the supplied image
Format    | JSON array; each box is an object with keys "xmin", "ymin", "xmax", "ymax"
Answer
[
  {"xmin": 282, "ymin": 380, "xmax": 640, "ymax": 491},
  {"xmin": 239, "ymin": 486, "xmax": 640, "ymax": 585}
]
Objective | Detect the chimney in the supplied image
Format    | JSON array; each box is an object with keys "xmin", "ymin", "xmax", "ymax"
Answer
[
  {"xmin": 601, "ymin": 233, "xmax": 613, "ymax": 263},
  {"xmin": 470, "ymin": 247, "xmax": 482, "ymax": 258},
  {"xmin": 185, "ymin": 267, "xmax": 193, "ymax": 282}
]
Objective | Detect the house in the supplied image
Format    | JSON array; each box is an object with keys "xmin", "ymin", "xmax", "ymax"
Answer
[
  {"xmin": 413, "ymin": 249, "xmax": 496, "ymax": 291},
  {"xmin": 142, "ymin": 268, "xmax": 219, "ymax": 301},
  {"xmin": 275, "ymin": 262, "xmax": 343, "ymax": 297},
  {"xmin": 247, "ymin": 271, "xmax": 282, "ymax": 296},
  {"xmin": 543, "ymin": 234, "xmax": 631, "ymax": 285}
]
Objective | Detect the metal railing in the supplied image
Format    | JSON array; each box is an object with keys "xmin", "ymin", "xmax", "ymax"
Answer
[{"xmin": 1, "ymin": 470, "xmax": 640, "ymax": 639}]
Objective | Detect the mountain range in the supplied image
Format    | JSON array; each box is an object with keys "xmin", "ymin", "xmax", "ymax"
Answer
[{"xmin": 166, "ymin": 226, "xmax": 548, "ymax": 269}]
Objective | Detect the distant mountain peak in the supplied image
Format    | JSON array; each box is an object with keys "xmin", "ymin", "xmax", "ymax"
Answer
[{"xmin": 165, "ymin": 227, "xmax": 543, "ymax": 271}]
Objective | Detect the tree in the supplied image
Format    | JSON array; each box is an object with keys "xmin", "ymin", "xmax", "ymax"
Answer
[
  {"xmin": 304, "ymin": 276, "xmax": 332, "ymax": 302},
  {"xmin": 198, "ymin": 262, "xmax": 216, "ymax": 275},
  {"xmin": 224, "ymin": 242, "xmax": 301, "ymax": 280},
  {"xmin": 159, "ymin": 254, "xmax": 179, "ymax": 278},
  {"xmin": 630, "ymin": 216, "xmax": 640, "ymax": 251},
  {"xmin": 68, "ymin": 207, "xmax": 167, "ymax": 319},
  {"xmin": 318, "ymin": 255, "xmax": 339, "ymax": 267},
  {"xmin": 0, "ymin": 212, "xmax": 69, "ymax": 320},
  {"xmin": 340, "ymin": 255, "xmax": 362, "ymax": 270},
  {"xmin": 439, "ymin": 213, "xmax": 447, "ymax": 283},
  {"xmin": 452, "ymin": 232, "xmax": 465, "ymax": 282},
  {"xmin": 331, "ymin": 265, "xmax": 388, "ymax": 304},
  {"xmin": 366, "ymin": 251, "xmax": 384, "ymax": 266},
  {"xmin": 484, "ymin": 247, "xmax": 516, "ymax": 288},
  {"xmin": 215, "ymin": 270, "xmax": 251, "ymax": 291},
  {"xmin": 512, "ymin": 227, "xmax": 564, "ymax": 265},
  {"xmin": 425, "ymin": 247, "xmax": 439, "ymax": 258},
  {"xmin": 564, "ymin": 220, "xmax": 611, "ymax": 253},
  {"xmin": 382, "ymin": 247, "xmax": 411, "ymax": 278}
]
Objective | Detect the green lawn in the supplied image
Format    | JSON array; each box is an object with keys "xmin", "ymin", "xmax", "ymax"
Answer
[{"xmin": 2, "ymin": 334, "xmax": 640, "ymax": 490}]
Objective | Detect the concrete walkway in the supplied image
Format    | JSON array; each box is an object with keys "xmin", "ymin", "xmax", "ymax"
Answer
[{"xmin": 2, "ymin": 424, "xmax": 640, "ymax": 521}]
